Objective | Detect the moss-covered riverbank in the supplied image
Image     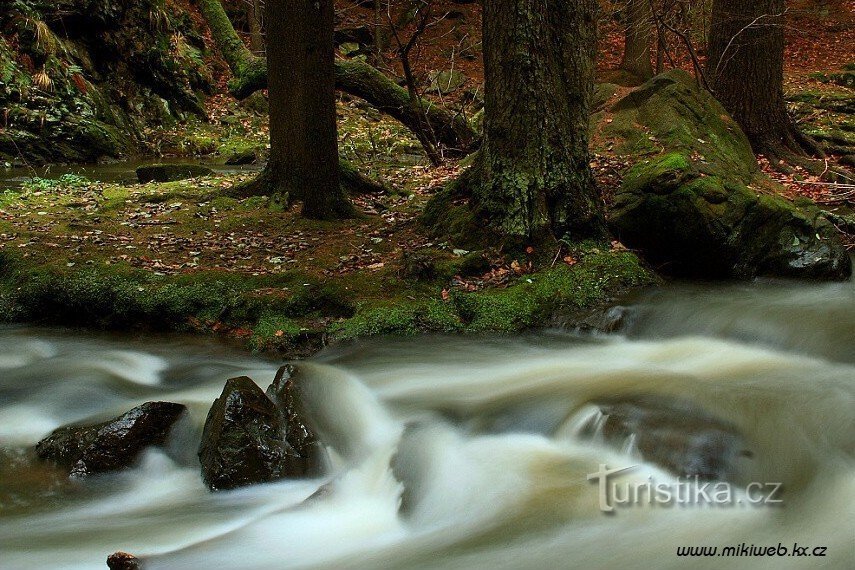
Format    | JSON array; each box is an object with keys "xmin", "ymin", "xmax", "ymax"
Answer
[{"xmin": 0, "ymin": 167, "xmax": 656, "ymax": 355}]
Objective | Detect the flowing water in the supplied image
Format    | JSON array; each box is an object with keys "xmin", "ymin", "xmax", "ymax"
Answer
[{"xmin": 0, "ymin": 280, "xmax": 853, "ymax": 569}]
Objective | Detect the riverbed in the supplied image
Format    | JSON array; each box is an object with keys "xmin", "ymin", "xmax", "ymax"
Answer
[{"xmin": 0, "ymin": 279, "xmax": 853, "ymax": 569}]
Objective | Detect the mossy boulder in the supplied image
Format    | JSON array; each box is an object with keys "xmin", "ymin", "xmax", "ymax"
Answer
[
  {"xmin": 608, "ymin": 71, "xmax": 851, "ymax": 280},
  {"xmin": 606, "ymin": 69, "xmax": 757, "ymax": 179},
  {"xmin": 611, "ymin": 152, "xmax": 850, "ymax": 279},
  {"xmin": 35, "ymin": 401, "xmax": 186, "ymax": 477},
  {"xmin": 136, "ymin": 164, "xmax": 213, "ymax": 183}
]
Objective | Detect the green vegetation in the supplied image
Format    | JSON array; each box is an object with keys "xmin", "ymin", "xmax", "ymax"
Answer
[{"xmin": 0, "ymin": 239, "xmax": 655, "ymax": 353}]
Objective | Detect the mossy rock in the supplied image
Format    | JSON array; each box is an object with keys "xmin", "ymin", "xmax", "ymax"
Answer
[
  {"xmin": 606, "ymin": 70, "xmax": 757, "ymax": 181},
  {"xmin": 611, "ymin": 152, "xmax": 851, "ymax": 279},
  {"xmin": 136, "ymin": 164, "xmax": 213, "ymax": 183}
]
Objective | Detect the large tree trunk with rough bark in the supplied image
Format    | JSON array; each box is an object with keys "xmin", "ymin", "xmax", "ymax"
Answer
[
  {"xmin": 195, "ymin": 0, "xmax": 476, "ymax": 155},
  {"xmin": 467, "ymin": 0, "xmax": 606, "ymax": 245},
  {"xmin": 707, "ymin": 0, "xmax": 820, "ymax": 159},
  {"xmin": 249, "ymin": 0, "xmax": 351, "ymax": 219},
  {"xmin": 619, "ymin": 0, "xmax": 654, "ymax": 81}
]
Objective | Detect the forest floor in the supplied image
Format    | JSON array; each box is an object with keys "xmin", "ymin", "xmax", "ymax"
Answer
[
  {"xmin": 0, "ymin": 94, "xmax": 654, "ymax": 353},
  {"xmin": 0, "ymin": 0, "xmax": 851, "ymax": 353}
]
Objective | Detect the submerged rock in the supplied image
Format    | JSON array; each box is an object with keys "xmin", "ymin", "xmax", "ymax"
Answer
[
  {"xmin": 199, "ymin": 369, "xmax": 323, "ymax": 491},
  {"xmin": 607, "ymin": 70, "xmax": 851, "ymax": 280},
  {"xmin": 581, "ymin": 396, "xmax": 751, "ymax": 481},
  {"xmin": 35, "ymin": 402, "xmax": 186, "ymax": 478},
  {"xmin": 136, "ymin": 164, "xmax": 214, "ymax": 183}
]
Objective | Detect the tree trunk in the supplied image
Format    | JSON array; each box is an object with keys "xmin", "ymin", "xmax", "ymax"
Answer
[
  {"xmin": 619, "ymin": 0, "xmax": 654, "ymax": 81},
  {"xmin": 471, "ymin": 0, "xmax": 606, "ymax": 244},
  {"xmin": 262, "ymin": 0, "xmax": 351, "ymax": 219},
  {"xmin": 195, "ymin": 0, "xmax": 476, "ymax": 155},
  {"xmin": 707, "ymin": 0, "xmax": 819, "ymax": 158},
  {"xmin": 196, "ymin": 0, "xmax": 258, "ymax": 76},
  {"xmin": 248, "ymin": 0, "xmax": 264, "ymax": 54}
]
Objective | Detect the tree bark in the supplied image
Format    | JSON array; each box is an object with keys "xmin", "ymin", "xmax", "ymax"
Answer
[
  {"xmin": 260, "ymin": 0, "xmax": 351, "ymax": 219},
  {"xmin": 469, "ymin": 0, "xmax": 606, "ymax": 244},
  {"xmin": 248, "ymin": 0, "xmax": 264, "ymax": 54},
  {"xmin": 707, "ymin": 0, "xmax": 820, "ymax": 158},
  {"xmin": 195, "ymin": 0, "xmax": 476, "ymax": 154},
  {"xmin": 619, "ymin": 0, "xmax": 654, "ymax": 81}
]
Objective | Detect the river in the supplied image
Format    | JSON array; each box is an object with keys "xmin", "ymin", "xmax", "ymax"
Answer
[{"xmin": 0, "ymin": 279, "xmax": 853, "ymax": 569}]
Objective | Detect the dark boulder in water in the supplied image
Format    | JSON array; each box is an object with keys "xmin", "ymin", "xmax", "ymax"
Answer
[
  {"xmin": 582, "ymin": 396, "xmax": 751, "ymax": 481},
  {"xmin": 136, "ymin": 164, "xmax": 213, "ymax": 183},
  {"xmin": 199, "ymin": 369, "xmax": 324, "ymax": 491},
  {"xmin": 35, "ymin": 402, "xmax": 187, "ymax": 478},
  {"xmin": 107, "ymin": 551, "xmax": 141, "ymax": 570},
  {"xmin": 266, "ymin": 365, "xmax": 325, "ymax": 478}
]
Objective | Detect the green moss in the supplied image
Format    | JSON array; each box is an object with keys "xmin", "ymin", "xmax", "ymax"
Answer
[
  {"xmin": 604, "ymin": 70, "xmax": 757, "ymax": 182},
  {"xmin": 332, "ymin": 300, "xmax": 463, "ymax": 340},
  {"xmin": 455, "ymin": 251, "xmax": 652, "ymax": 332},
  {"xmin": 249, "ymin": 314, "xmax": 302, "ymax": 352},
  {"xmin": 331, "ymin": 249, "xmax": 653, "ymax": 340}
]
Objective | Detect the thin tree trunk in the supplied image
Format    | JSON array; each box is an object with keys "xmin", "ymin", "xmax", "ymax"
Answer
[
  {"xmin": 263, "ymin": 0, "xmax": 350, "ymax": 219},
  {"xmin": 707, "ymin": 0, "xmax": 820, "ymax": 159},
  {"xmin": 470, "ymin": 0, "xmax": 606, "ymax": 244},
  {"xmin": 248, "ymin": 0, "xmax": 264, "ymax": 54},
  {"xmin": 619, "ymin": 0, "xmax": 654, "ymax": 80}
]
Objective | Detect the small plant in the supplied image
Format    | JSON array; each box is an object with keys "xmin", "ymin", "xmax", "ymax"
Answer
[
  {"xmin": 32, "ymin": 68, "xmax": 53, "ymax": 92},
  {"xmin": 22, "ymin": 174, "xmax": 91, "ymax": 192}
]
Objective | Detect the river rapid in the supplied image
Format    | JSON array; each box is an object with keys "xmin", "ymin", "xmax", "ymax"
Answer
[{"xmin": 0, "ymin": 279, "xmax": 853, "ymax": 569}]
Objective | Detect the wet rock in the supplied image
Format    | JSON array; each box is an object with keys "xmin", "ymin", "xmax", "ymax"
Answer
[
  {"xmin": 568, "ymin": 305, "xmax": 634, "ymax": 334},
  {"xmin": 581, "ymin": 396, "xmax": 751, "ymax": 481},
  {"xmin": 35, "ymin": 402, "xmax": 187, "ymax": 478},
  {"xmin": 608, "ymin": 71, "xmax": 851, "ymax": 280},
  {"xmin": 199, "ymin": 376, "xmax": 287, "ymax": 491},
  {"xmin": 266, "ymin": 365, "xmax": 325, "ymax": 477},
  {"xmin": 199, "ymin": 370, "xmax": 323, "ymax": 491},
  {"xmin": 136, "ymin": 164, "xmax": 213, "ymax": 183},
  {"xmin": 107, "ymin": 551, "xmax": 141, "ymax": 570}
]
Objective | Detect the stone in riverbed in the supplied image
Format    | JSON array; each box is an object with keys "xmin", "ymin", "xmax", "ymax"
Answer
[
  {"xmin": 198, "ymin": 369, "xmax": 323, "ymax": 491},
  {"xmin": 136, "ymin": 164, "xmax": 213, "ymax": 183},
  {"xmin": 35, "ymin": 402, "xmax": 187, "ymax": 478},
  {"xmin": 266, "ymin": 365, "xmax": 325, "ymax": 477},
  {"xmin": 224, "ymin": 148, "xmax": 260, "ymax": 166},
  {"xmin": 581, "ymin": 396, "xmax": 751, "ymax": 481},
  {"xmin": 107, "ymin": 551, "xmax": 141, "ymax": 570}
]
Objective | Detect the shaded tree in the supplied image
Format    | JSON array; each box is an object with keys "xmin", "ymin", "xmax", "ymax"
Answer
[
  {"xmin": 244, "ymin": 0, "xmax": 351, "ymax": 219},
  {"xmin": 619, "ymin": 0, "xmax": 655, "ymax": 81},
  {"xmin": 707, "ymin": 0, "xmax": 821, "ymax": 162},
  {"xmin": 195, "ymin": 0, "xmax": 476, "ymax": 154},
  {"xmin": 430, "ymin": 0, "xmax": 606, "ymax": 246}
]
